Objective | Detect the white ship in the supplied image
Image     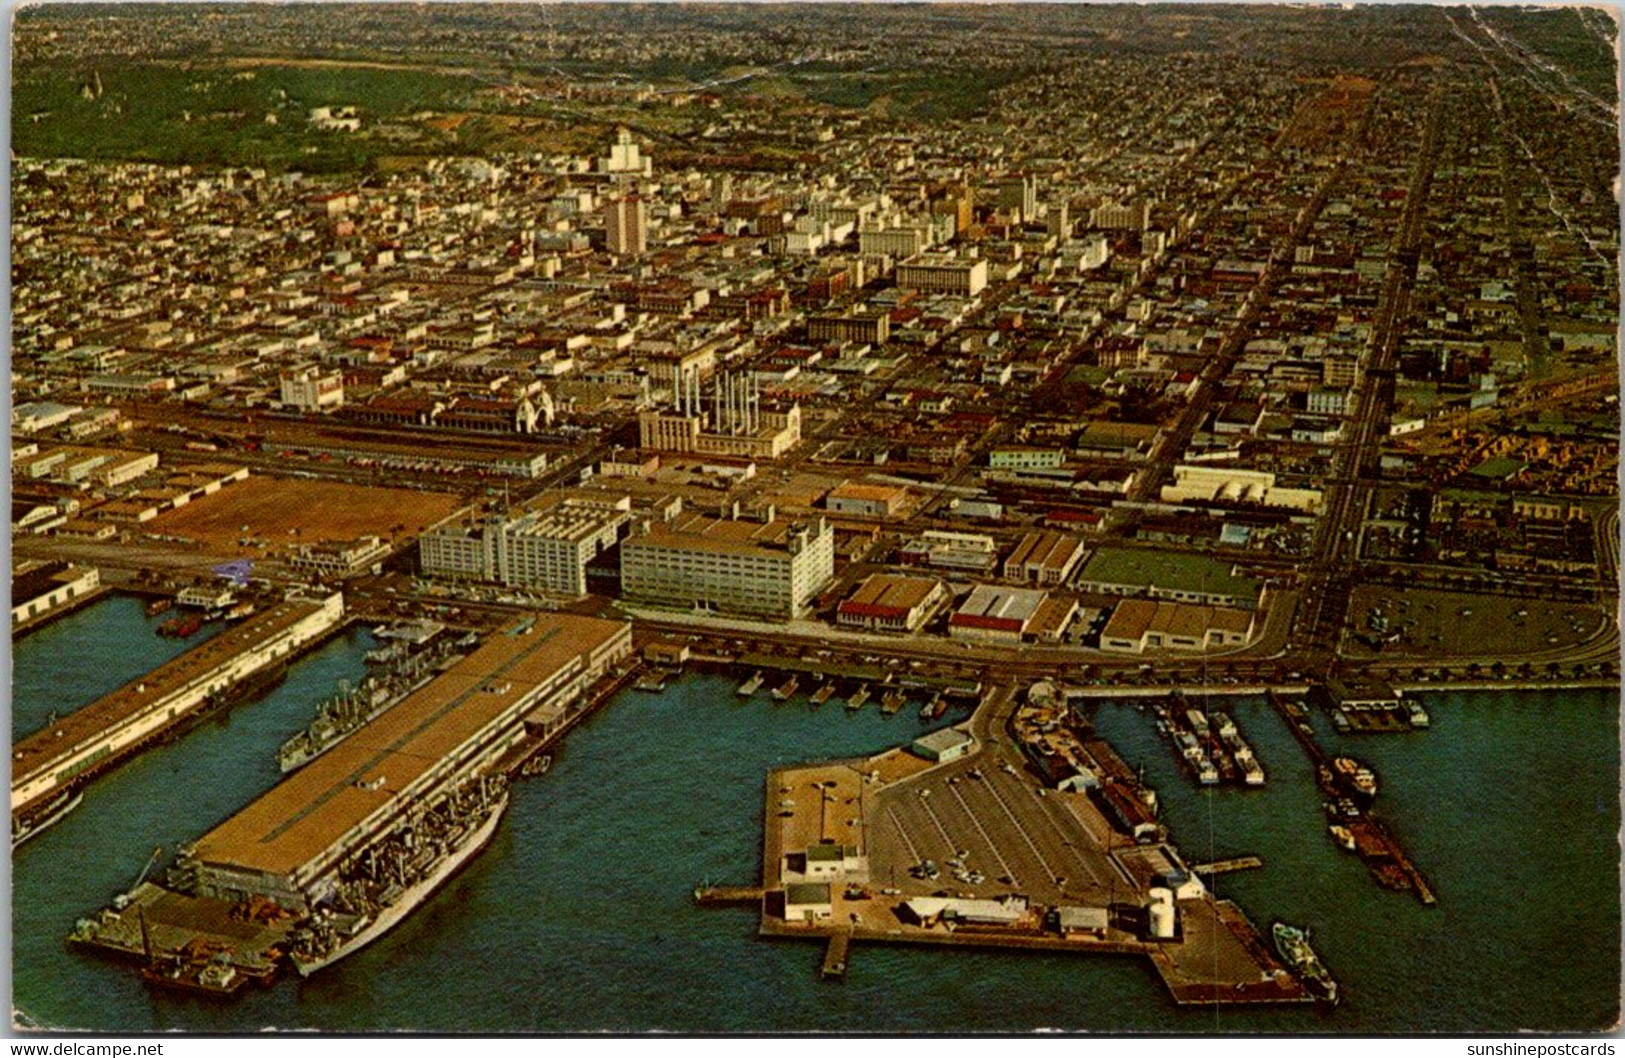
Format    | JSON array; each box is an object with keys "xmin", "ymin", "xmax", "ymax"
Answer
[{"xmin": 290, "ymin": 788, "xmax": 508, "ymax": 977}]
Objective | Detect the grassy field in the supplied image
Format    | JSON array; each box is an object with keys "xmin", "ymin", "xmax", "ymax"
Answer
[{"xmin": 13, "ymin": 61, "xmax": 481, "ymax": 171}]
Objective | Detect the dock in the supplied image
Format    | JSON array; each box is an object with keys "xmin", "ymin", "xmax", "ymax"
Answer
[
  {"xmin": 1267, "ymin": 691, "xmax": 1436, "ymax": 905},
  {"xmin": 1193, "ymin": 856, "xmax": 1263, "ymax": 876},
  {"xmin": 12, "ymin": 593, "xmax": 346, "ymax": 826},
  {"xmin": 821, "ymin": 928, "xmax": 852, "ymax": 981},
  {"xmin": 692, "ymin": 885, "xmax": 765, "ymax": 907}
]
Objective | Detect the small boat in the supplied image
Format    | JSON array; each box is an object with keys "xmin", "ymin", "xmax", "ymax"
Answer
[
  {"xmin": 881, "ymin": 691, "xmax": 906, "ymax": 715},
  {"xmin": 635, "ymin": 671, "xmax": 669, "ymax": 693},
  {"xmin": 1273, "ymin": 922, "xmax": 1338, "ymax": 1004},
  {"xmin": 845, "ymin": 685, "xmax": 871, "ymax": 712},
  {"xmin": 809, "ymin": 684, "xmax": 836, "ymax": 708},
  {"xmin": 918, "ymin": 699, "xmax": 934, "ymax": 720},
  {"xmin": 736, "ymin": 672, "xmax": 764, "ymax": 697},
  {"xmin": 930, "ymin": 693, "xmax": 948, "ymax": 719},
  {"xmin": 159, "ymin": 613, "xmax": 204, "ymax": 638},
  {"xmin": 145, "ymin": 598, "xmax": 172, "ymax": 617},
  {"xmin": 520, "ymin": 753, "xmax": 552, "ymax": 778},
  {"xmin": 1333, "ymin": 757, "xmax": 1378, "ymax": 798},
  {"xmin": 141, "ymin": 952, "xmax": 248, "ymax": 998},
  {"xmin": 225, "ymin": 601, "xmax": 256, "ymax": 622},
  {"xmin": 1405, "ymin": 701, "xmax": 1430, "ymax": 728},
  {"xmin": 1328, "ymin": 825, "xmax": 1356, "ymax": 852},
  {"xmin": 771, "ymin": 676, "xmax": 799, "ymax": 701}
]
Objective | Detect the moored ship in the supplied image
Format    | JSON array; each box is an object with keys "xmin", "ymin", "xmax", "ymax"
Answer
[
  {"xmin": 12, "ymin": 789, "xmax": 83, "ymax": 849},
  {"xmin": 289, "ymin": 779, "xmax": 509, "ymax": 977},
  {"xmin": 1273, "ymin": 922, "xmax": 1338, "ymax": 1004}
]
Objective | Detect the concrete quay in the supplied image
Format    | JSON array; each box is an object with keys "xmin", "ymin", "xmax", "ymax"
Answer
[{"xmin": 741, "ymin": 725, "xmax": 1311, "ymax": 1006}]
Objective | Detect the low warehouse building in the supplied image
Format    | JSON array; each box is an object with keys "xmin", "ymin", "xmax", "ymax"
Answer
[{"xmin": 911, "ymin": 727, "xmax": 976, "ymax": 763}]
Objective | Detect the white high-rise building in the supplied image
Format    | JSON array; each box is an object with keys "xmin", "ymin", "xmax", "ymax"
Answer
[
  {"xmin": 598, "ymin": 128, "xmax": 653, "ymax": 177},
  {"xmin": 620, "ymin": 512, "xmax": 835, "ymax": 620}
]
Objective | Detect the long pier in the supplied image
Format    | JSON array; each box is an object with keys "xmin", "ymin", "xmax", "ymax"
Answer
[
  {"xmin": 1266, "ymin": 692, "xmax": 1436, "ymax": 905},
  {"xmin": 11, "ymin": 593, "xmax": 346, "ymax": 828}
]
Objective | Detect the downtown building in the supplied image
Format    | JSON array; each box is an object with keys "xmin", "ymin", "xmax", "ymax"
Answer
[
  {"xmin": 620, "ymin": 509, "xmax": 835, "ymax": 620},
  {"xmin": 419, "ymin": 497, "xmax": 631, "ymax": 597}
]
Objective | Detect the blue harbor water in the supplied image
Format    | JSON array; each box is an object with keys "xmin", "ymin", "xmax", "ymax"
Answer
[
  {"xmin": 9, "ymin": 597, "xmax": 1620, "ymax": 1032},
  {"xmin": 11, "ymin": 595, "xmax": 226, "ymax": 742}
]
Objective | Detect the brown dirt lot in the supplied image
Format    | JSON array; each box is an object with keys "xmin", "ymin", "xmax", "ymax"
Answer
[{"xmin": 148, "ymin": 476, "xmax": 466, "ymax": 558}]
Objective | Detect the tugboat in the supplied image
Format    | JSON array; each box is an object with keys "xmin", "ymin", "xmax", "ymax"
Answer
[
  {"xmin": 1273, "ymin": 922, "xmax": 1339, "ymax": 1004},
  {"xmin": 159, "ymin": 613, "xmax": 204, "ymax": 638}
]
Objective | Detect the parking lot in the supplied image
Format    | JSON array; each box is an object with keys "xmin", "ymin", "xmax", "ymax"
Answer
[{"xmin": 866, "ymin": 745, "xmax": 1130, "ymax": 908}]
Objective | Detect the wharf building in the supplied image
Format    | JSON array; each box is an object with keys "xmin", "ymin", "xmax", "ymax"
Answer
[
  {"xmin": 835, "ymin": 574, "xmax": 948, "ymax": 634},
  {"xmin": 11, "ymin": 562, "xmax": 100, "ymax": 628},
  {"xmin": 637, "ymin": 370, "xmax": 802, "ymax": 460},
  {"xmin": 181, "ymin": 614, "xmax": 633, "ymax": 912},
  {"xmin": 620, "ymin": 508, "xmax": 835, "ymax": 620},
  {"xmin": 11, "ymin": 593, "xmax": 346, "ymax": 821},
  {"xmin": 419, "ymin": 497, "xmax": 631, "ymax": 597}
]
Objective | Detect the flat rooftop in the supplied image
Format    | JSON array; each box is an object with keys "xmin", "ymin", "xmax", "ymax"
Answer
[
  {"xmin": 12, "ymin": 598, "xmax": 336, "ymax": 791},
  {"xmin": 189, "ymin": 613, "xmax": 627, "ymax": 879},
  {"xmin": 626, "ymin": 512, "xmax": 824, "ymax": 559},
  {"xmin": 1077, "ymin": 546, "xmax": 1262, "ymax": 601}
]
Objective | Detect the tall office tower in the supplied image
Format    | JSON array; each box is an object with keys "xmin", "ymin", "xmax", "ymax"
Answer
[{"xmin": 606, "ymin": 194, "xmax": 647, "ymax": 257}]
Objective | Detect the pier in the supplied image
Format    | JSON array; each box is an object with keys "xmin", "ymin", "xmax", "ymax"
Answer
[
  {"xmin": 69, "ymin": 614, "xmax": 636, "ymax": 989},
  {"xmin": 728, "ymin": 734, "xmax": 1313, "ymax": 1006},
  {"xmin": 692, "ymin": 886, "xmax": 764, "ymax": 907},
  {"xmin": 821, "ymin": 928, "xmax": 852, "ymax": 981},
  {"xmin": 11, "ymin": 593, "xmax": 346, "ymax": 828},
  {"xmin": 1267, "ymin": 691, "xmax": 1436, "ymax": 905},
  {"xmin": 1193, "ymin": 856, "xmax": 1263, "ymax": 876}
]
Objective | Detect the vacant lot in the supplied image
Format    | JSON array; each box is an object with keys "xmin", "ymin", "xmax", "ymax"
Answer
[{"xmin": 150, "ymin": 476, "xmax": 465, "ymax": 557}]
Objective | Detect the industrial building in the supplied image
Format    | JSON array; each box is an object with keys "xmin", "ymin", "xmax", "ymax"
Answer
[
  {"xmin": 1003, "ymin": 531, "xmax": 1085, "ymax": 585},
  {"xmin": 835, "ymin": 574, "xmax": 948, "ymax": 634},
  {"xmin": 1159, "ymin": 464, "xmax": 1323, "ymax": 513},
  {"xmin": 420, "ymin": 496, "xmax": 631, "ymax": 596},
  {"xmin": 1097, "ymin": 598, "xmax": 1257, "ymax": 653},
  {"xmin": 824, "ymin": 481, "xmax": 908, "ymax": 518},
  {"xmin": 183, "ymin": 614, "xmax": 632, "ymax": 911},
  {"xmin": 620, "ymin": 510, "xmax": 835, "ymax": 620},
  {"xmin": 1075, "ymin": 546, "xmax": 1265, "ymax": 610},
  {"xmin": 637, "ymin": 371, "xmax": 802, "ymax": 460},
  {"xmin": 948, "ymin": 585, "xmax": 1076, "ymax": 645}
]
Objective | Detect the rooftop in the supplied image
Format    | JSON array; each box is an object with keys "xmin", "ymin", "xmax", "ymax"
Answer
[
  {"xmin": 1078, "ymin": 546, "xmax": 1262, "ymax": 601},
  {"xmin": 188, "ymin": 613, "xmax": 627, "ymax": 879}
]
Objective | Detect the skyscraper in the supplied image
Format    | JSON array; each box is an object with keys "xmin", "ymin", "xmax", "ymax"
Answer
[{"xmin": 606, "ymin": 194, "xmax": 647, "ymax": 257}]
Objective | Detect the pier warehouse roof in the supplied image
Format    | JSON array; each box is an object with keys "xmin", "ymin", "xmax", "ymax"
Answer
[
  {"xmin": 186, "ymin": 613, "xmax": 631, "ymax": 910},
  {"xmin": 11, "ymin": 595, "xmax": 345, "ymax": 816}
]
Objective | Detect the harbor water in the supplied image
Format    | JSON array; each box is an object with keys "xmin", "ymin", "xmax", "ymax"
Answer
[{"xmin": 9, "ymin": 600, "xmax": 1620, "ymax": 1032}]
